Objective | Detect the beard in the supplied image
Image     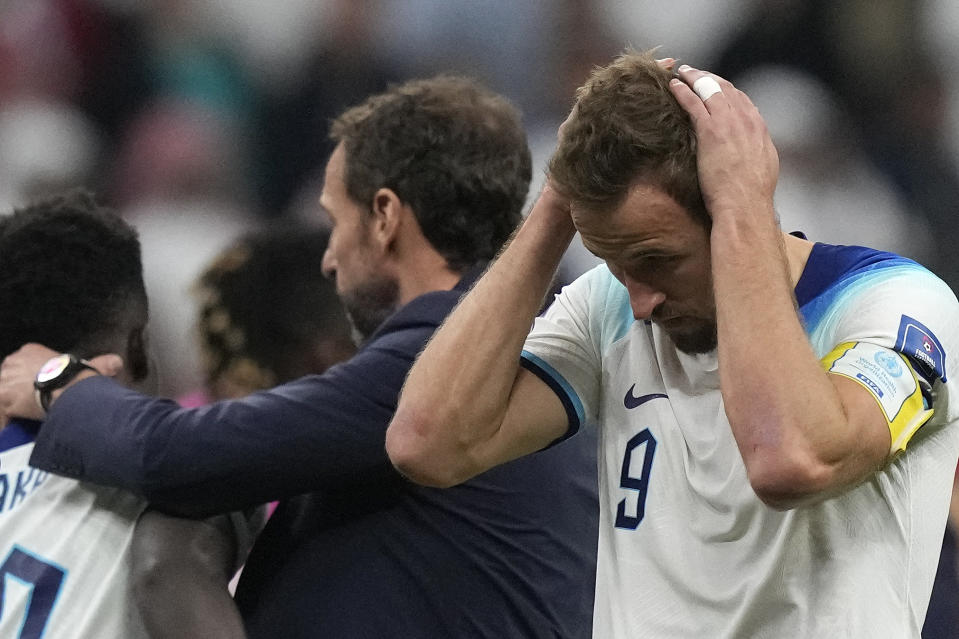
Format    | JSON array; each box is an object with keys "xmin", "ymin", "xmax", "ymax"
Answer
[
  {"xmin": 340, "ymin": 275, "xmax": 400, "ymax": 343},
  {"xmin": 656, "ymin": 315, "xmax": 718, "ymax": 354}
]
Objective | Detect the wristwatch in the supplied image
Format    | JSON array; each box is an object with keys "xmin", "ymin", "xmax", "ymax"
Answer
[{"xmin": 34, "ymin": 353, "xmax": 99, "ymax": 412}]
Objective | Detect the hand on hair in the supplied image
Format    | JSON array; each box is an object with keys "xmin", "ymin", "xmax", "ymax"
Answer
[
  {"xmin": 655, "ymin": 57, "xmax": 677, "ymax": 71},
  {"xmin": 668, "ymin": 65, "xmax": 780, "ymax": 222},
  {"xmin": 539, "ymin": 178, "xmax": 573, "ymax": 219}
]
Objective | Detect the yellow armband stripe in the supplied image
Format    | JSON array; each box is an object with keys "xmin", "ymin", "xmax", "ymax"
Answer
[{"xmin": 821, "ymin": 341, "xmax": 934, "ymax": 454}]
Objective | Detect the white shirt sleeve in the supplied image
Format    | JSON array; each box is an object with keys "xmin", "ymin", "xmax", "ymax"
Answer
[{"xmin": 522, "ymin": 265, "xmax": 633, "ymax": 433}]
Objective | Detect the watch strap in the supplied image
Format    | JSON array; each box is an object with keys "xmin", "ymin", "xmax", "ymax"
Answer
[{"xmin": 34, "ymin": 354, "xmax": 99, "ymax": 413}]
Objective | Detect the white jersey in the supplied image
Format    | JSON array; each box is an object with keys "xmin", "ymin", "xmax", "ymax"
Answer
[
  {"xmin": 0, "ymin": 421, "xmax": 148, "ymax": 639},
  {"xmin": 522, "ymin": 244, "xmax": 959, "ymax": 638}
]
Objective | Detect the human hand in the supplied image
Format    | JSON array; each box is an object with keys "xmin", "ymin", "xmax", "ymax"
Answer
[
  {"xmin": 669, "ymin": 65, "xmax": 779, "ymax": 222},
  {"xmin": 656, "ymin": 57, "xmax": 677, "ymax": 72},
  {"xmin": 0, "ymin": 343, "xmax": 123, "ymax": 420},
  {"xmin": 539, "ymin": 177, "xmax": 574, "ymax": 227}
]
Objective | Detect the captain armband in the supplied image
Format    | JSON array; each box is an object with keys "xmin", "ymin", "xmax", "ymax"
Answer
[{"xmin": 821, "ymin": 341, "xmax": 934, "ymax": 454}]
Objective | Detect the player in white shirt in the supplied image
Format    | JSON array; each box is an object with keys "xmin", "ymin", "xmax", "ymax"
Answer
[
  {"xmin": 0, "ymin": 193, "xmax": 252, "ymax": 639},
  {"xmin": 522, "ymin": 254, "xmax": 957, "ymax": 636},
  {"xmin": 387, "ymin": 51, "xmax": 959, "ymax": 637},
  {"xmin": 0, "ymin": 192, "xmax": 153, "ymax": 638},
  {"xmin": 1, "ymin": 428, "xmax": 148, "ymax": 638}
]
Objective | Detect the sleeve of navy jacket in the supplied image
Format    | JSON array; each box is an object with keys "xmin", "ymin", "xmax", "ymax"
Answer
[{"xmin": 28, "ymin": 334, "xmax": 422, "ymax": 516}]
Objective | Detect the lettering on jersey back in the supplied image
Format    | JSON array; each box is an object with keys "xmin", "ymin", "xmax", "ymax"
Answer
[{"xmin": 0, "ymin": 469, "xmax": 48, "ymax": 514}]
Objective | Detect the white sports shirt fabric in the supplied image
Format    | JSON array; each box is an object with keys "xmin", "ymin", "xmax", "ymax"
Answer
[
  {"xmin": 0, "ymin": 423, "xmax": 149, "ymax": 639},
  {"xmin": 521, "ymin": 244, "xmax": 959, "ymax": 638}
]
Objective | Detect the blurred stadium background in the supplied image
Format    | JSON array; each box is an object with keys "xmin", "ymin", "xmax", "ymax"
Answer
[{"xmin": 2, "ymin": 0, "xmax": 958, "ymax": 398}]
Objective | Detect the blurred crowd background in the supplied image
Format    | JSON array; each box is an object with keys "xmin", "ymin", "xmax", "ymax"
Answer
[{"xmin": 3, "ymin": 0, "xmax": 959, "ymax": 398}]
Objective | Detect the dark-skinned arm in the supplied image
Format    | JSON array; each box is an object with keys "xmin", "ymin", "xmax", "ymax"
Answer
[{"xmin": 131, "ymin": 510, "xmax": 247, "ymax": 639}]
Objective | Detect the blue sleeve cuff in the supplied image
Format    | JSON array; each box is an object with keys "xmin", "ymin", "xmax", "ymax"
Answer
[{"xmin": 520, "ymin": 350, "xmax": 585, "ymax": 446}]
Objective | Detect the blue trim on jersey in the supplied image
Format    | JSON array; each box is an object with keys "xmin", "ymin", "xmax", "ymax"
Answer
[
  {"xmin": 796, "ymin": 244, "xmax": 923, "ymax": 335},
  {"xmin": 592, "ymin": 265, "xmax": 635, "ymax": 349},
  {"xmin": 0, "ymin": 420, "xmax": 39, "ymax": 453},
  {"xmin": 610, "ymin": 279, "xmax": 635, "ymax": 345},
  {"xmin": 520, "ymin": 350, "xmax": 585, "ymax": 440},
  {"xmin": 794, "ymin": 243, "xmax": 948, "ymax": 388},
  {"xmin": 3, "ymin": 544, "xmax": 69, "ymax": 638},
  {"xmin": 794, "ymin": 243, "xmax": 906, "ymax": 308}
]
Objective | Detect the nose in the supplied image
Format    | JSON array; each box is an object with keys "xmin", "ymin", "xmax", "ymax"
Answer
[
  {"xmin": 623, "ymin": 276, "xmax": 666, "ymax": 320},
  {"xmin": 321, "ymin": 248, "xmax": 336, "ymax": 280}
]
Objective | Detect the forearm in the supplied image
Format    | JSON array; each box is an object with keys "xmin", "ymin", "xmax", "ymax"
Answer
[
  {"xmin": 711, "ymin": 213, "xmax": 864, "ymax": 503},
  {"xmin": 668, "ymin": 66, "xmax": 884, "ymax": 506},
  {"xmin": 388, "ymin": 187, "xmax": 575, "ymax": 485},
  {"xmin": 32, "ymin": 372, "xmax": 399, "ymax": 516}
]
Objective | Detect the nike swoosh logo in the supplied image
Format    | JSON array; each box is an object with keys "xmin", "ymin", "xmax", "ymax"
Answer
[{"xmin": 624, "ymin": 384, "xmax": 668, "ymax": 409}]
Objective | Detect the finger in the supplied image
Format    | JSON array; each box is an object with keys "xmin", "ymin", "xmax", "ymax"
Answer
[
  {"xmin": 10, "ymin": 344, "xmax": 58, "ymax": 377},
  {"xmin": 21, "ymin": 342, "xmax": 57, "ymax": 358},
  {"xmin": 674, "ymin": 65, "xmax": 731, "ymax": 112},
  {"xmin": 669, "ymin": 78, "xmax": 710, "ymax": 122},
  {"xmin": 692, "ymin": 76, "xmax": 722, "ymax": 102},
  {"xmin": 89, "ymin": 353, "xmax": 124, "ymax": 377},
  {"xmin": 558, "ymin": 105, "xmax": 577, "ymax": 141},
  {"xmin": 654, "ymin": 57, "xmax": 676, "ymax": 71}
]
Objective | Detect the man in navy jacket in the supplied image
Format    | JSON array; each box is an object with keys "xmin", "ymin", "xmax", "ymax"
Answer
[{"xmin": 0, "ymin": 77, "xmax": 598, "ymax": 637}]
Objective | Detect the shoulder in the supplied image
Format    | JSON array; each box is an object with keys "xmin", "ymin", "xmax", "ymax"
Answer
[
  {"xmin": 548, "ymin": 264, "xmax": 635, "ymax": 345},
  {"xmin": 0, "ymin": 419, "xmax": 39, "ymax": 454},
  {"xmin": 799, "ymin": 244, "xmax": 957, "ymax": 333},
  {"xmin": 801, "ymin": 244, "xmax": 959, "ymax": 384},
  {"xmin": 797, "ymin": 244, "xmax": 946, "ymax": 308},
  {"xmin": 561, "ymin": 264, "xmax": 626, "ymax": 303},
  {"xmin": 369, "ymin": 286, "xmax": 463, "ymax": 343}
]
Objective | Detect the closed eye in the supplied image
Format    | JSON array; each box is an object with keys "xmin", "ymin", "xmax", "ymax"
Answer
[{"xmin": 628, "ymin": 254, "xmax": 679, "ymax": 269}]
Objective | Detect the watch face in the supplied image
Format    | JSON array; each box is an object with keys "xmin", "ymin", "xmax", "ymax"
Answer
[{"xmin": 36, "ymin": 354, "xmax": 72, "ymax": 384}]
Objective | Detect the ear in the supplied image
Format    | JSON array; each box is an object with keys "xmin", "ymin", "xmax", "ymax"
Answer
[
  {"xmin": 368, "ymin": 187, "xmax": 407, "ymax": 252},
  {"xmin": 125, "ymin": 324, "xmax": 150, "ymax": 382}
]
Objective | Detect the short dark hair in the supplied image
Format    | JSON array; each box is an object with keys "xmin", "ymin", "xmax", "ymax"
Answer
[
  {"xmin": 194, "ymin": 227, "xmax": 355, "ymax": 394},
  {"xmin": 549, "ymin": 49, "xmax": 709, "ymax": 226},
  {"xmin": 0, "ymin": 190, "xmax": 148, "ymax": 361},
  {"xmin": 330, "ymin": 75, "xmax": 531, "ymax": 271}
]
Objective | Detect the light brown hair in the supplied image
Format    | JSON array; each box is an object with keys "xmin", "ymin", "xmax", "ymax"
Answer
[{"xmin": 549, "ymin": 49, "xmax": 709, "ymax": 226}]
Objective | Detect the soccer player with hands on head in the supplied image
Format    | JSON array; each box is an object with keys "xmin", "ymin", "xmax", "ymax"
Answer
[{"xmin": 388, "ymin": 51, "xmax": 959, "ymax": 637}]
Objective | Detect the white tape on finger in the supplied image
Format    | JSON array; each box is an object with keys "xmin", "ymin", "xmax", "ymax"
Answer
[{"xmin": 692, "ymin": 76, "xmax": 722, "ymax": 101}]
